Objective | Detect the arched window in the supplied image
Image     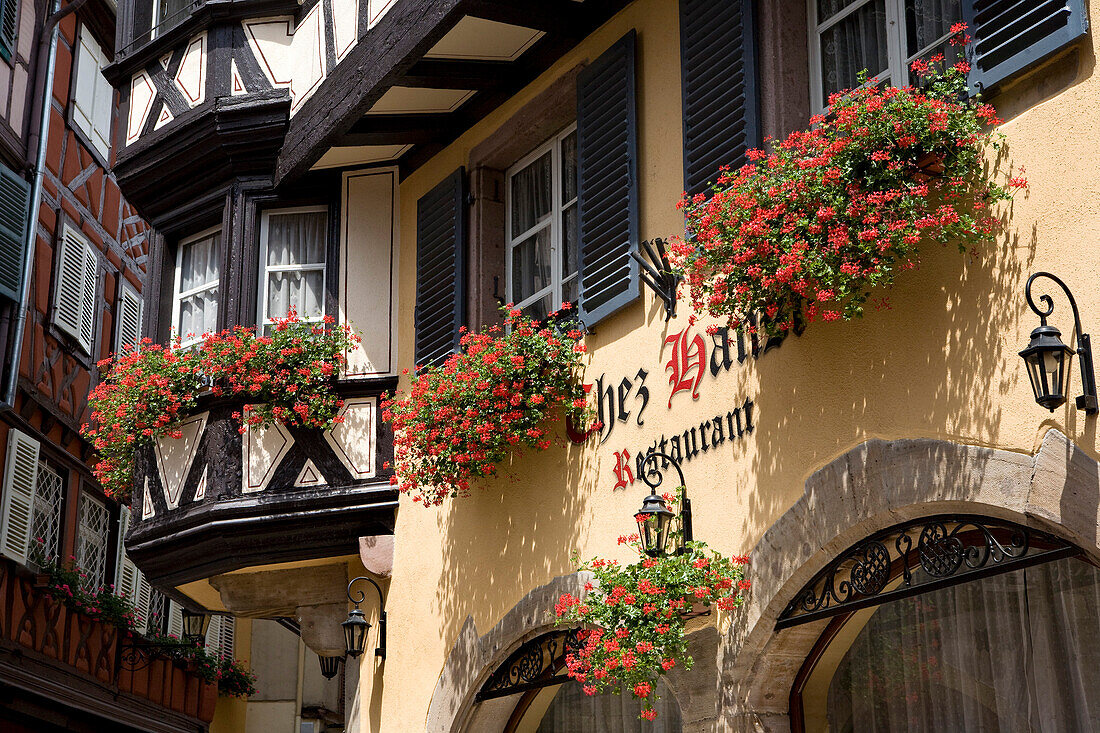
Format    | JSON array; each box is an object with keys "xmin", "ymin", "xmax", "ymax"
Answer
[
  {"xmin": 787, "ymin": 515, "xmax": 1100, "ymax": 731},
  {"xmin": 476, "ymin": 630, "xmax": 684, "ymax": 732}
]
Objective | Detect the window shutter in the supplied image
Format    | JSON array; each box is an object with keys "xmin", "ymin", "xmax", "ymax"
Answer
[
  {"xmin": 680, "ymin": 0, "xmax": 759, "ymax": 196},
  {"xmin": 576, "ymin": 31, "xmax": 640, "ymax": 328},
  {"xmin": 1, "ymin": 429, "xmax": 40, "ymax": 566},
  {"xmin": 205, "ymin": 614, "xmax": 223, "ymax": 655},
  {"xmin": 964, "ymin": 0, "xmax": 1088, "ymax": 92},
  {"xmin": 0, "ymin": 163, "xmax": 29, "ymax": 303},
  {"xmin": 113, "ymin": 506, "xmax": 131, "ymax": 590},
  {"xmin": 54, "ymin": 227, "xmax": 97, "ymax": 352},
  {"xmin": 0, "ymin": 0, "xmax": 16, "ymax": 61},
  {"xmin": 167, "ymin": 600, "xmax": 184, "ymax": 638},
  {"xmin": 116, "ymin": 284, "xmax": 143, "ymax": 352},
  {"xmin": 135, "ymin": 575, "xmax": 152, "ymax": 634},
  {"xmin": 220, "ymin": 615, "xmax": 235, "ymax": 658},
  {"xmin": 414, "ymin": 167, "xmax": 466, "ymax": 368}
]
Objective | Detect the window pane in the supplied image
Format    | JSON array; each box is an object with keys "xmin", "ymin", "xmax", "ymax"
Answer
[
  {"xmin": 511, "ymin": 151, "xmax": 552, "ymax": 238},
  {"xmin": 511, "ymin": 228, "xmax": 552, "ymax": 304},
  {"xmin": 267, "ymin": 271, "xmax": 324, "ymax": 320},
  {"xmin": 905, "ymin": 0, "xmax": 962, "ymax": 57},
  {"xmin": 266, "ymin": 211, "xmax": 327, "ymax": 267},
  {"xmin": 29, "ymin": 462, "xmax": 63, "ymax": 563},
  {"xmin": 907, "ymin": 39, "xmax": 965, "ymax": 84},
  {"xmin": 818, "ymin": 0, "xmax": 868, "ymax": 23},
  {"xmin": 521, "ymin": 293, "xmax": 553, "ymax": 323},
  {"xmin": 563, "ymin": 203, "xmax": 578, "ymax": 279},
  {"xmin": 179, "ymin": 288, "xmax": 218, "ymax": 340},
  {"xmin": 157, "ymin": 0, "xmax": 190, "ymax": 29},
  {"xmin": 562, "ymin": 131, "xmax": 578, "ymax": 203},
  {"xmin": 562, "ymin": 274, "xmax": 578, "ymax": 306},
  {"xmin": 76, "ymin": 494, "xmax": 109, "ymax": 590},
  {"xmin": 180, "ymin": 234, "xmax": 220, "ymax": 291},
  {"xmin": 819, "ymin": 0, "xmax": 889, "ymax": 99}
]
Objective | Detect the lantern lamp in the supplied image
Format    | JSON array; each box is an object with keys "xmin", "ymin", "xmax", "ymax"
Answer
[
  {"xmin": 318, "ymin": 655, "xmax": 344, "ymax": 680},
  {"xmin": 635, "ymin": 490, "xmax": 676, "ymax": 557},
  {"xmin": 180, "ymin": 608, "xmax": 210, "ymax": 645},
  {"xmin": 342, "ymin": 576, "xmax": 387, "ymax": 659},
  {"xmin": 1021, "ymin": 272, "xmax": 1098, "ymax": 415}
]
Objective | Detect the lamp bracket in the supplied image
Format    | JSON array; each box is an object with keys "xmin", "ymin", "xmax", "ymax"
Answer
[
  {"xmin": 1024, "ymin": 272, "xmax": 1099, "ymax": 415},
  {"xmin": 630, "ymin": 238, "xmax": 681, "ymax": 321},
  {"xmin": 636, "ymin": 451, "xmax": 693, "ymax": 548},
  {"xmin": 347, "ymin": 576, "xmax": 387, "ymax": 659}
]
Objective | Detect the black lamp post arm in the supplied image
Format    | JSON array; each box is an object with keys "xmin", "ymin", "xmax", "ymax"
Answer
[
  {"xmin": 347, "ymin": 576, "xmax": 387, "ymax": 659},
  {"xmin": 637, "ymin": 451, "xmax": 693, "ymax": 546},
  {"xmin": 1025, "ymin": 272, "xmax": 1098, "ymax": 414}
]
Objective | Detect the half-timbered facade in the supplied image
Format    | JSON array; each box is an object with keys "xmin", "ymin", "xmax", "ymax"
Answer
[
  {"xmin": 0, "ymin": 0, "xmax": 225, "ymax": 730},
  {"xmin": 101, "ymin": 0, "xmax": 1100, "ymax": 730}
]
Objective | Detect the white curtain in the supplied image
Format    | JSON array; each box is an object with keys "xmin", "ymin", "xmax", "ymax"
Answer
[
  {"xmin": 511, "ymin": 151, "xmax": 552, "ymax": 239},
  {"xmin": 536, "ymin": 678, "xmax": 682, "ymax": 733},
  {"xmin": 826, "ymin": 557, "xmax": 1100, "ymax": 731},
  {"xmin": 265, "ymin": 211, "xmax": 326, "ymax": 321},
  {"xmin": 178, "ymin": 233, "xmax": 220, "ymax": 340}
]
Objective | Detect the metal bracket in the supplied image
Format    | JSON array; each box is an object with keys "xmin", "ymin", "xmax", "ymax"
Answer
[{"xmin": 630, "ymin": 238, "xmax": 681, "ymax": 321}]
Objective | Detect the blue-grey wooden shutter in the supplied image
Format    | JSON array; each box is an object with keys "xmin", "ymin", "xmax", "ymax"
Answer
[
  {"xmin": 0, "ymin": 162, "xmax": 30, "ymax": 303},
  {"xmin": 964, "ymin": 0, "xmax": 1088, "ymax": 92},
  {"xmin": 680, "ymin": 0, "xmax": 759, "ymax": 196},
  {"xmin": 576, "ymin": 31, "xmax": 639, "ymax": 328},
  {"xmin": 0, "ymin": 0, "xmax": 17, "ymax": 62},
  {"xmin": 414, "ymin": 167, "xmax": 466, "ymax": 368}
]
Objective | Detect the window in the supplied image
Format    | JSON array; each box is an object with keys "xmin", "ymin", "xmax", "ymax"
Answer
[
  {"xmin": 53, "ymin": 225, "xmax": 98, "ymax": 353},
  {"xmin": 28, "ymin": 460, "xmax": 63, "ymax": 564},
  {"xmin": 0, "ymin": 428, "xmax": 40, "ymax": 566},
  {"xmin": 172, "ymin": 227, "xmax": 221, "ymax": 347},
  {"xmin": 506, "ymin": 125, "xmax": 578, "ymax": 321},
  {"xmin": 116, "ymin": 281, "xmax": 143, "ymax": 353},
  {"xmin": 258, "ymin": 207, "xmax": 327, "ymax": 329},
  {"xmin": 73, "ymin": 27, "xmax": 114, "ymax": 161},
  {"xmin": 152, "ymin": 0, "xmax": 190, "ymax": 39},
  {"xmin": 75, "ymin": 492, "xmax": 110, "ymax": 589},
  {"xmin": 0, "ymin": 0, "xmax": 18, "ymax": 62},
  {"xmin": 809, "ymin": 0, "xmax": 963, "ymax": 110}
]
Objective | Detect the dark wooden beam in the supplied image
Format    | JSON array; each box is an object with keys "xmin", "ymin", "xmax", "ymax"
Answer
[
  {"xmin": 334, "ymin": 113, "xmax": 452, "ymax": 146},
  {"xmin": 400, "ymin": 58, "xmax": 518, "ymax": 90}
]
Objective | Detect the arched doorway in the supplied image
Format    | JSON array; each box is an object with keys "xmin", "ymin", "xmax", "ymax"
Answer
[{"xmin": 785, "ymin": 515, "xmax": 1100, "ymax": 731}]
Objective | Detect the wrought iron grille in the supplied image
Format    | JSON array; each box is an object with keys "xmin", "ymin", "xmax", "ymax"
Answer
[
  {"xmin": 76, "ymin": 493, "xmax": 110, "ymax": 590},
  {"xmin": 28, "ymin": 461, "xmax": 64, "ymax": 562},
  {"xmin": 476, "ymin": 629, "xmax": 583, "ymax": 701},
  {"xmin": 775, "ymin": 514, "xmax": 1081, "ymax": 630}
]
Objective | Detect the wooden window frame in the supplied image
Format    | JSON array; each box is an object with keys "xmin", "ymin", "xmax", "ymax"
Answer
[
  {"xmin": 256, "ymin": 204, "xmax": 329, "ymax": 329},
  {"xmin": 170, "ymin": 225, "xmax": 223, "ymax": 348},
  {"xmin": 504, "ymin": 123, "xmax": 577, "ymax": 320}
]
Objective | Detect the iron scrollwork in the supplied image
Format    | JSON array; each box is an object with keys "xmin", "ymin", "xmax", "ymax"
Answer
[
  {"xmin": 775, "ymin": 515, "xmax": 1079, "ymax": 630},
  {"xmin": 476, "ymin": 628, "xmax": 583, "ymax": 701}
]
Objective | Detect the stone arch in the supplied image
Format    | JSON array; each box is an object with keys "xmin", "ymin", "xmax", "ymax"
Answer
[{"xmin": 717, "ymin": 429, "xmax": 1100, "ymax": 732}]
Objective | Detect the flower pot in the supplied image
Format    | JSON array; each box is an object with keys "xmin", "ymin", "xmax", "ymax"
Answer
[{"xmin": 198, "ymin": 681, "xmax": 219, "ymax": 722}]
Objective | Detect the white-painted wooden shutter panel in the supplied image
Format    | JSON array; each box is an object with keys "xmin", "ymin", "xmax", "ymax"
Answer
[
  {"xmin": 220, "ymin": 615, "xmax": 235, "ymax": 658},
  {"xmin": 0, "ymin": 429, "xmax": 40, "ymax": 566},
  {"xmin": 116, "ymin": 284, "xmax": 142, "ymax": 352},
  {"xmin": 54, "ymin": 228, "xmax": 97, "ymax": 352},
  {"xmin": 113, "ymin": 507, "xmax": 133, "ymax": 592},
  {"xmin": 80, "ymin": 241, "xmax": 98, "ymax": 351},
  {"xmin": 205, "ymin": 614, "xmax": 223, "ymax": 654},
  {"xmin": 135, "ymin": 574, "xmax": 152, "ymax": 634},
  {"xmin": 91, "ymin": 52, "xmax": 113, "ymax": 157},
  {"xmin": 73, "ymin": 34, "xmax": 98, "ymax": 149},
  {"xmin": 167, "ymin": 600, "xmax": 184, "ymax": 638}
]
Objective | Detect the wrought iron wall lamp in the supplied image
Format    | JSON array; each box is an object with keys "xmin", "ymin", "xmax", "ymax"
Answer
[
  {"xmin": 633, "ymin": 451, "xmax": 693, "ymax": 557},
  {"xmin": 1020, "ymin": 272, "xmax": 1099, "ymax": 414},
  {"xmin": 342, "ymin": 576, "xmax": 387, "ymax": 659},
  {"xmin": 630, "ymin": 238, "xmax": 682, "ymax": 321}
]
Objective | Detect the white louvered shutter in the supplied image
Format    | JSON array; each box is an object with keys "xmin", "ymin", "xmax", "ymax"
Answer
[
  {"xmin": 167, "ymin": 600, "xmax": 184, "ymax": 638},
  {"xmin": 116, "ymin": 284, "xmax": 142, "ymax": 352},
  {"xmin": 205, "ymin": 614, "xmax": 223, "ymax": 654},
  {"xmin": 1, "ymin": 429, "xmax": 40, "ymax": 566},
  {"xmin": 220, "ymin": 616, "xmax": 235, "ymax": 659},
  {"xmin": 135, "ymin": 574, "xmax": 152, "ymax": 634},
  {"xmin": 113, "ymin": 506, "xmax": 135, "ymax": 593},
  {"xmin": 54, "ymin": 228, "xmax": 97, "ymax": 353}
]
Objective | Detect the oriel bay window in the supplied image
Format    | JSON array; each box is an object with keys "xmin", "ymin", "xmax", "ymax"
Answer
[
  {"xmin": 258, "ymin": 206, "xmax": 328, "ymax": 329},
  {"xmin": 171, "ymin": 228, "xmax": 221, "ymax": 346},
  {"xmin": 506, "ymin": 125, "xmax": 578, "ymax": 321}
]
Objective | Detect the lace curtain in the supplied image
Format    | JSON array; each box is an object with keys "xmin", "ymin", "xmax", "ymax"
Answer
[
  {"xmin": 827, "ymin": 557, "xmax": 1100, "ymax": 731},
  {"xmin": 264, "ymin": 211, "xmax": 327, "ymax": 322},
  {"xmin": 177, "ymin": 232, "xmax": 220, "ymax": 342}
]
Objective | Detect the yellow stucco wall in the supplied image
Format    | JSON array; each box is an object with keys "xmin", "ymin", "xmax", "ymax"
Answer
[{"xmin": 356, "ymin": 0, "xmax": 1100, "ymax": 728}]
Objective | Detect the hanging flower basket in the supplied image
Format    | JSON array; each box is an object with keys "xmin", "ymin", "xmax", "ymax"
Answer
[
  {"xmin": 672, "ymin": 26, "xmax": 1026, "ymax": 336},
  {"xmin": 382, "ymin": 305, "xmax": 589, "ymax": 506},
  {"xmin": 554, "ymin": 516, "xmax": 750, "ymax": 720}
]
